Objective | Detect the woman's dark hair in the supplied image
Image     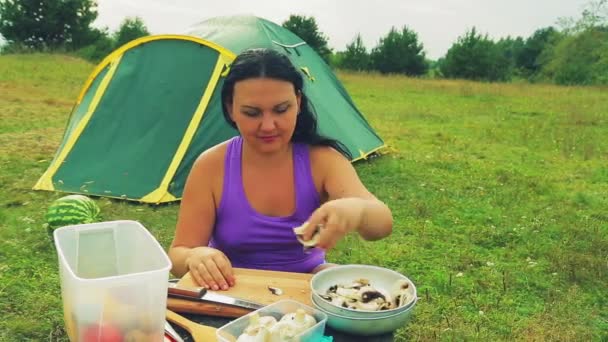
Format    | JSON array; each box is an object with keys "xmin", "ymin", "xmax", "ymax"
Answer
[{"xmin": 220, "ymin": 48, "xmax": 352, "ymax": 159}]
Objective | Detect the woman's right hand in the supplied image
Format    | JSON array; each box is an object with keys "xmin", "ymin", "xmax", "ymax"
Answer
[{"xmin": 185, "ymin": 247, "xmax": 235, "ymax": 290}]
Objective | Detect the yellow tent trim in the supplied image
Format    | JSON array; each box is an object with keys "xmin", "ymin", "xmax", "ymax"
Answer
[
  {"xmin": 300, "ymin": 66, "xmax": 315, "ymax": 82},
  {"xmin": 75, "ymin": 34, "xmax": 236, "ymax": 106},
  {"xmin": 33, "ymin": 56, "xmax": 123, "ymax": 191},
  {"xmin": 140, "ymin": 55, "xmax": 227, "ymax": 203},
  {"xmin": 351, "ymin": 144, "xmax": 389, "ymax": 163}
]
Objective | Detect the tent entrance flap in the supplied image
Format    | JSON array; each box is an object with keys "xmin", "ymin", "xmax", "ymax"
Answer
[
  {"xmin": 140, "ymin": 54, "xmax": 227, "ymax": 203},
  {"xmin": 50, "ymin": 40, "xmax": 225, "ymax": 200}
]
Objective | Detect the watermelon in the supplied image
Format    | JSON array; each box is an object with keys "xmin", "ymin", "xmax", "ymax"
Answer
[{"xmin": 46, "ymin": 195, "xmax": 101, "ymax": 232}]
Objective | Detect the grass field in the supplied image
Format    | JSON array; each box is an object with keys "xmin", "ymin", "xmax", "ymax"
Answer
[{"xmin": 0, "ymin": 53, "xmax": 607, "ymax": 341}]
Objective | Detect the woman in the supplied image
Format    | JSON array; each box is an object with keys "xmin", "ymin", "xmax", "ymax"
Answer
[{"xmin": 169, "ymin": 48, "xmax": 392, "ymax": 291}]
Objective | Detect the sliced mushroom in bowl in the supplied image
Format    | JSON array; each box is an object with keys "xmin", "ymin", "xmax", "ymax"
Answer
[{"xmin": 310, "ymin": 264, "xmax": 417, "ymax": 319}]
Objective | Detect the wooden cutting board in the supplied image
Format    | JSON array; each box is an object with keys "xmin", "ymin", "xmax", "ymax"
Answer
[{"xmin": 166, "ymin": 268, "xmax": 313, "ymax": 317}]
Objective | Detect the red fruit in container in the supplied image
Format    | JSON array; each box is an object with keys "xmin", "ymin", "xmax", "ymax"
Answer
[{"xmin": 82, "ymin": 323, "xmax": 124, "ymax": 342}]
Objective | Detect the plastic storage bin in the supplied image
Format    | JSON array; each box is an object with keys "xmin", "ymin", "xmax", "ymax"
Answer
[
  {"xmin": 53, "ymin": 220, "xmax": 172, "ymax": 342},
  {"xmin": 217, "ymin": 299, "xmax": 327, "ymax": 342}
]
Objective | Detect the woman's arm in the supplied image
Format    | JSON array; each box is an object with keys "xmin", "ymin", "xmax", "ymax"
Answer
[
  {"xmin": 169, "ymin": 146, "xmax": 235, "ymax": 289},
  {"xmin": 169, "ymin": 151, "xmax": 218, "ymax": 277},
  {"xmin": 303, "ymin": 147, "xmax": 393, "ymax": 249}
]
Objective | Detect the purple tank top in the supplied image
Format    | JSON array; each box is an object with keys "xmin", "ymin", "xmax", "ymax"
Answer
[{"xmin": 209, "ymin": 136, "xmax": 325, "ymax": 273}]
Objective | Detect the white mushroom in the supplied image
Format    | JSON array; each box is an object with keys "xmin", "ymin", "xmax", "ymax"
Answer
[
  {"xmin": 350, "ymin": 300, "xmax": 381, "ymax": 311},
  {"xmin": 361, "ymin": 287, "xmax": 396, "ymax": 310},
  {"xmin": 335, "ymin": 287, "xmax": 361, "ymax": 300},
  {"xmin": 329, "ymin": 296, "xmax": 346, "ymax": 308},
  {"xmin": 243, "ymin": 313, "xmax": 277, "ymax": 335},
  {"xmin": 268, "ymin": 321, "xmax": 297, "ymax": 342},
  {"xmin": 377, "ymin": 288, "xmax": 394, "ymax": 310},
  {"xmin": 236, "ymin": 325, "xmax": 270, "ymax": 342},
  {"xmin": 344, "ymin": 278, "xmax": 370, "ymax": 289},
  {"xmin": 391, "ymin": 279, "xmax": 411, "ymax": 308},
  {"xmin": 280, "ymin": 309, "xmax": 316, "ymax": 332},
  {"xmin": 258, "ymin": 316, "xmax": 278, "ymax": 329},
  {"xmin": 268, "ymin": 309, "xmax": 316, "ymax": 342},
  {"xmin": 293, "ymin": 222, "xmax": 321, "ymax": 249},
  {"xmin": 320, "ymin": 279, "xmax": 404, "ymax": 311},
  {"xmin": 268, "ymin": 286, "xmax": 284, "ymax": 296}
]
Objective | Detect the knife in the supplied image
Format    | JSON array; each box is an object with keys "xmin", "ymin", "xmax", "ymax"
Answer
[
  {"xmin": 164, "ymin": 320, "xmax": 184, "ymax": 342},
  {"xmin": 167, "ymin": 282, "xmax": 265, "ymax": 311}
]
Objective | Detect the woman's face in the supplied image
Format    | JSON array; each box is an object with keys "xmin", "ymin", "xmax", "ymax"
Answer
[{"xmin": 228, "ymin": 77, "xmax": 301, "ymax": 154}]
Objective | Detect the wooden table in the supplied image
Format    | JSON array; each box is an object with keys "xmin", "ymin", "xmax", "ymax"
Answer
[{"xmin": 169, "ymin": 312, "xmax": 395, "ymax": 342}]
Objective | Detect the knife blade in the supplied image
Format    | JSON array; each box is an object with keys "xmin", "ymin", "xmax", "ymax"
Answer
[
  {"xmin": 165, "ymin": 321, "xmax": 184, "ymax": 342},
  {"xmin": 167, "ymin": 282, "xmax": 265, "ymax": 311}
]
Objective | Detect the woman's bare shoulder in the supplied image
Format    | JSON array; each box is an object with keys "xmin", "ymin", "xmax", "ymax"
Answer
[
  {"xmin": 309, "ymin": 144, "xmax": 349, "ymax": 166},
  {"xmin": 190, "ymin": 140, "xmax": 231, "ymax": 176}
]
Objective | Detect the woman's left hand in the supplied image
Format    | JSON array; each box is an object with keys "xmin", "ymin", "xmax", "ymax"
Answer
[{"xmin": 301, "ymin": 198, "xmax": 366, "ymax": 250}]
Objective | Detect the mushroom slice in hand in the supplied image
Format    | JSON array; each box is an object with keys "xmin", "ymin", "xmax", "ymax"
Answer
[{"xmin": 293, "ymin": 222, "xmax": 321, "ymax": 250}]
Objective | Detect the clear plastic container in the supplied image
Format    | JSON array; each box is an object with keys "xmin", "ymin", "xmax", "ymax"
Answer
[
  {"xmin": 53, "ymin": 220, "xmax": 172, "ymax": 342},
  {"xmin": 217, "ymin": 299, "xmax": 327, "ymax": 342}
]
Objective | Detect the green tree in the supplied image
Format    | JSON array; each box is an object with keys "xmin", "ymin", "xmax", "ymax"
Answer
[
  {"xmin": 535, "ymin": 1, "xmax": 607, "ymax": 85},
  {"xmin": 370, "ymin": 26, "xmax": 428, "ymax": 75},
  {"xmin": 73, "ymin": 26, "xmax": 114, "ymax": 62},
  {"xmin": 282, "ymin": 14, "xmax": 332, "ymax": 64},
  {"xmin": 340, "ymin": 34, "xmax": 370, "ymax": 71},
  {"xmin": 329, "ymin": 51, "xmax": 345, "ymax": 68},
  {"xmin": 496, "ymin": 36, "xmax": 524, "ymax": 67},
  {"xmin": 516, "ymin": 27, "xmax": 561, "ymax": 77},
  {"xmin": 0, "ymin": 0, "xmax": 98, "ymax": 50},
  {"xmin": 113, "ymin": 16, "xmax": 149, "ymax": 48},
  {"xmin": 428, "ymin": 58, "xmax": 442, "ymax": 78},
  {"xmin": 541, "ymin": 28, "xmax": 608, "ymax": 85},
  {"xmin": 439, "ymin": 27, "xmax": 511, "ymax": 82},
  {"xmin": 557, "ymin": 0, "xmax": 607, "ymax": 33}
]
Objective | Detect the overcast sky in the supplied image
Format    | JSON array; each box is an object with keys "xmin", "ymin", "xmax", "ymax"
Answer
[{"xmin": 93, "ymin": 1, "xmax": 586, "ymax": 59}]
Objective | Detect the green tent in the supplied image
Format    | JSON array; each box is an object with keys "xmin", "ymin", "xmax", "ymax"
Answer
[{"xmin": 34, "ymin": 15, "xmax": 385, "ymax": 203}]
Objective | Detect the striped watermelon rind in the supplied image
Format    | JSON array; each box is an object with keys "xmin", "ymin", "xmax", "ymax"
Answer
[{"xmin": 46, "ymin": 195, "xmax": 101, "ymax": 232}]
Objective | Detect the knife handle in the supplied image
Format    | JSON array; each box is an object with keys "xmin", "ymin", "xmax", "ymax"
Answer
[{"xmin": 167, "ymin": 283, "xmax": 207, "ymax": 299}]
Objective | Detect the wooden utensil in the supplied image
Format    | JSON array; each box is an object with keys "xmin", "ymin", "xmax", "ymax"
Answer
[
  {"xmin": 167, "ymin": 268, "xmax": 313, "ymax": 317},
  {"xmin": 166, "ymin": 309, "xmax": 217, "ymax": 342}
]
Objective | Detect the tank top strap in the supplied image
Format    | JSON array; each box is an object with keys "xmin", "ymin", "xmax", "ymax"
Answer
[
  {"xmin": 218, "ymin": 136, "xmax": 244, "ymax": 213},
  {"xmin": 292, "ymin": 143, "xmax": 320, "ymax": 217}
]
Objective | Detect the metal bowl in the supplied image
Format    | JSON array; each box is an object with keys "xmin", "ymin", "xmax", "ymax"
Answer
[
  {"xmin": 313, "ymin": 296, "xmax": 417, "ymax": 336},
  {"xmin": 310, "ymin": 264, "xmax": 417, "ymax": 318}
]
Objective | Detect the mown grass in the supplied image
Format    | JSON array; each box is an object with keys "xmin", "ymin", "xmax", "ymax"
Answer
[{"xmin": 1, "ymin": 54, "xmax": 606, "ymax": 341}]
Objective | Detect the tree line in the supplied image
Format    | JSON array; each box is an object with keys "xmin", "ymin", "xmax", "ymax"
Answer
[
  {"xmin": 1, "ymin": 0, "xmax": 606, "ymax": 86},
  {"xmin": 285, "ymin": 1, "xmax": 607, "ymax": 86},
  {"xmin": 0, "ymin": 0, "xmax": 149, "ymax": 61}
]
